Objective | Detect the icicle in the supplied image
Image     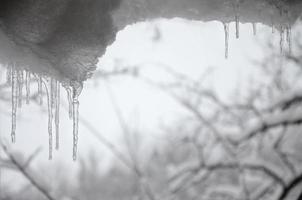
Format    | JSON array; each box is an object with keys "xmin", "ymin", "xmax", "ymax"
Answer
[
  {"xmin": 25, "ymin": 71, "xmax": 30, "ymax": 104},
  {"xmin": 286, "ymin": 25, "xmax": 292, "ymax": 55},
  {"xmin": 235, "ymin": 15, "xmax": 240, "ymax": 39},
  {"xmin": 44, "ymin": 78, "xmax": 53, "ymax": 160},
  {"xmin": 223, "ymin": 22, "xmax": 230, "ymax": 59},
  {"xmin": 252, "ymin": 23, "xmax": 257, "ymax": 36},
  {"xmin": 17, "ymin": 70, "xmax": 24, "ymax": 108},
  {"xmin": 280, "ymin": 26, "xmax": 285, "ymax": 54},
  {"xmin": 38, "ymin": 76, "xmax": 43, "ymax": 105},
  {"xmin": 272, "ymin": 23, "xmax": 275, "ymax": 34},
  {"xmin": 67, "ymin": 88, "xmax": 73, "ymax": 119},
  {"xmin": 71, "ymin": 82, "xmax": 83, "ymax": 161},
  {"xmin": 50, "ymin": 78, "xmax": 57, "ymax": 109},
  {"xmin": 6, "ymin": 68, "xmax": 12, "ymax": 85},
  {"xmin": 11, "ymin": 68, "xmax": 18, "ymax": 143},
  {"xmin": 233, "ymin": 0, "xmax": 240, "ymax": 39},
  {"xmin": 55, "ymin": 81, "xmax": 60, "ymax": 150},
  {"xmin": 62, "ymin": 82, "xmax": 74, "ymax": 119}
]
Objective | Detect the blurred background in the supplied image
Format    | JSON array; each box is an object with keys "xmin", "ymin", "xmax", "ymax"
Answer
[{"xmin": 1, "ymin": 19, "xmax": 302, "ymax": 200}]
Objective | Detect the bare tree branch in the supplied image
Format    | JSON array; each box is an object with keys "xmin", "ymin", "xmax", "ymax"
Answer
[
  {"xmin": 0, "ymin": 144, "xmax": 56, "ymax": 200},
  {"xmin": 278, "ymin": 173, "xmax": 302, "ymax": 200}
]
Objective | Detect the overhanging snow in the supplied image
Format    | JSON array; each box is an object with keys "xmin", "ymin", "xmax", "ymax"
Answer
[{"xmin": 0, "ymin": 0, "xmax": 301, "ymax": 82}]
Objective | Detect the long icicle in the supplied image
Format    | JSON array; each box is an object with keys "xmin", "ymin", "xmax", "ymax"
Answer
[
  {"xmin": 286, "ymin": 25, "xmax": 292, "ymax": 55},
  {"xmin": 50, "ymin": 78, "xmax": 56, "ymax": 109},
  {"xmin": 44, "ymin": 78, "xmax": 53, "ymax": 160},
  {"xmin": 38, "ymin": 76, "xmax": 43, "ymax": 105},
  {"xmin": 280, "ymin": 26, "xmax": 285, "ymax": 54},
  {"xmin": 223, "ymin": 22, "xmax": 230, "ymax": 59},
  {"xmin": 17, "ymin": 70, "xmax": 24, "ymax": 108},
  {"xmin": 25, "ymin": 71, "xmax": 30, "ymax": 104},
  {"xmin": 55, "ymin": 81, "xmax": 60, "ymax": 150},
  {"xmin": 6, "ymin": 67, "xmax": 12, "ymax": 85},
  {"xmin": 11, "ymin": 68, "xmax": 18, "ymax": 143},
  {"xmin": 71, "ymin": 82, "xmax": 83, "ymax": 161}
]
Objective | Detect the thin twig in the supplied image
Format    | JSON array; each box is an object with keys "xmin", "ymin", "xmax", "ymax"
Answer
[{"xmin": 1, "ymin": 144, "xmax": 56, "ymax": 200}]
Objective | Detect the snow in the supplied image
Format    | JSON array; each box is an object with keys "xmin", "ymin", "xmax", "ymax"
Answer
[{"xmin": 0, "ymin": 0, "xmax": 301, "ymax": 82}]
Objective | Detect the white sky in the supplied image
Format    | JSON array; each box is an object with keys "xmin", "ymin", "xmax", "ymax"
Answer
[{"xmin": 0, "ymin": 18, "xmax": 294, "ymax": 189}]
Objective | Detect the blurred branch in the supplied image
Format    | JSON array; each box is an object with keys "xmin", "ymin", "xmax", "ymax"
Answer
[
  {"xmin": 105, "ymin": 82, "xmax": 157, "ymax": 200},
  {"xmin": 78, "ymin": 115, "xmax": 134, "ymax": 169},
  {"xmin": 234, "ymin": 109, "xmax": 302, "ymax": 144},
  {"xmin": 0, "ymin": 144, "xmax": 55, "ymax": 200},
  {"xmin": 273, "ymin": 127, "xmax": 297, "ymax": 176},
  {"xmin": 170, "ymin": 162, "xmax": 286, "ymax": 188},
  {"xmin": 93, "ymin": 67, "xmax": 139, "ymax": 80},
  {"xmin": 22, "ymin": 147, "xmax": 42, "ymax": 169},
  {"xmin": 62, "ymin": 100, "xmax": 157, "ymax": 200},
  {"xmin": 278, "ymin": 173, "xmax": 302, "ymax": 200},
  {"xmin": 140, "ymin": 75, "xmax": 236, "ymax": 156},
  {"xmin": 286, "ymin": 54, "xmax": 302, "ymax": 68},
  {"xmin": 252, "ymin": 181, "xmax": 276, "ymax": 200}
]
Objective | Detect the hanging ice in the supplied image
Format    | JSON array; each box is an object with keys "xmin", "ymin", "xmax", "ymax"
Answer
[
  {"xmin": 44, "ymin": 78, "xmax": 53, "ymax": 160},
  {"xmin": 71, "ymin": 81, "xmax": 83, "ymax": 161},
  {"xmin": 25, "ymin": 71, "xmax": 30, "ymax": 104},
  {"xmin": 252, "ymin": 23, "xmax": 257, "ymax": 36},
  {"xmin": 280, "ymin": 26, "xmax": 285, "ymax": 54},
  {"xmin": 11, "ymin": 68, "xmax": 18, "ymax": 143},
  {"xmin": 17, "ymin": 70, "xmax": 24, "ymax": 108},
  {"xmin": 233, "ymin": 0, "xmax": 240, "ymax": 39},
  {"xmin": 6, "ymin": 68, "xmax": 12, "ymax": 85},
  {"xmin": 235, "ymin": 15, "xmax": 240, "ymax": 39},
  {"xmin": 50, "ymin": 78, "xmax": 56, "ymax": 109},
  {"xmin": 55, "ymin": 81, "xmax": 60, "ymax": 150},
  {"xmin": 38, "ymin": 76, "xmax": 43, "ymax": 105},
  {"xmin": 64, "ymin": 86, "xmax": 73, "ymax": 120},
  {"xmin": 223, "ymin": 22, "xmax": 230, "ymax": 59},
  {"xmin": 286, "ymin": 25, "xmax": 292, "ymax": 54}
]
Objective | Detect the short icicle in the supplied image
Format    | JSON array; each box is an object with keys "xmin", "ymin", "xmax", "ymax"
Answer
[
  {"xmin": 11, "ymin": 68, "xmax": 18, "ymax": 143},
  {"xmin": 223, "ymin": 22, "xmax": 230, "ymax": 59},
  {"xmin": 71, "ymin": 81, "xmax": 83, "ymax": 161},
  {"xmin": 25, "ymin": 71, "xmax": 30, "ymax": 104},
  {"xmin": 67, "ymin": 87, "xmax": 73, "ymax": 119},
  {"xmin": 55, "ymin": 81, "xmax": 60, "ymax": 150},
  {"xmin": 235, "ymin": 13, "xmax": 240, "ymax": 39},
  {"xmin": 252, "ymin": 23, "xmax": 257, "ymax": 36},
  {"xmin": 233, "ymin": 1, "xmax": 240, "ymax": 39}
]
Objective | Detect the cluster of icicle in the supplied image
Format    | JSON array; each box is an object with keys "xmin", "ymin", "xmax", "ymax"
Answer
[
  {"xmin": 6, "ymin": 65, "xmax": 83, "ymax": 161},
  {"xmin": 222, "ymin": 17, "xmax": 292, "ymax": 59}
]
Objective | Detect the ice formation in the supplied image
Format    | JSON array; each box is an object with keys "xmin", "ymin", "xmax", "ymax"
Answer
[
  {"xmin": 0, "ymin": 0, "xmax": 301, "ymax": 160},
  {"xmin": 252, "ymin": 23, "xmax": 257, "ymax": 36},
  {"xmin": 223, "ymin": 23, "xmax": 230, "ymax": 59}
]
